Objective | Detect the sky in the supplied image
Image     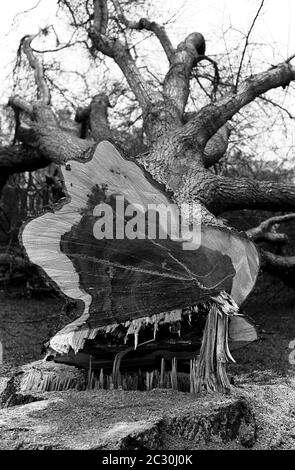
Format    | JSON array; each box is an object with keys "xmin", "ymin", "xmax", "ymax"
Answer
[{"xmin": 1, "ymin": 0, "xmax": 295, "ymax": 163}]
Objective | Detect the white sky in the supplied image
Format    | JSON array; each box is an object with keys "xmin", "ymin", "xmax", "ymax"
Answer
[{"xmin": 1, "ymin": 0, "xmax": 295, "ymax": 164}]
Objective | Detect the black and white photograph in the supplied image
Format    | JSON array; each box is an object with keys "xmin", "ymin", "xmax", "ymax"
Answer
[{"xmin": 0, "ymin": 0, "xmax": 294, "ymax": 456}]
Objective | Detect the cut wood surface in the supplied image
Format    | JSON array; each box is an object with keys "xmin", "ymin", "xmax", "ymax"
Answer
[{"xmin": 21, "ymin": 141, "xmax": 259, "ymax": 354}]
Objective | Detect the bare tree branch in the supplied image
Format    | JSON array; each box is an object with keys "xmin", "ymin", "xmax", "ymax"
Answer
[
  {"xmin": 12, "ymin": 0, "xmax": 42, "ymax": 22},
  {"xmin": 76, "ymin": 93, "xmax": 112, "ymax": 141},
  {"xmin": 8, "ymin": 96, "xmax": 34, "ymax": 117},
  {"xmin": 254, "ymin": 232, "xmax": 288, "ymax": 244},
  {"xmin": 112, "ymin": 0, "xmax": 174, "ymax": 63},
  {"xmin": 235, "ymin": 0, "xmax": 265, "ymax": 90},
  {"xmin": 261, "ymin": 249, "xmax": 295, "ymax": 272},
  {"xmin": 180, "ymin": 60, "xmax": 295, "ymax": 150},
  {"xmin": 259, "ymin": 96, "xmax": 295, "ymax": 119},
  {"xmin": 187, "ymin": 174, "xmax": 295, "ymax": 215},
  {"xmin": 247, "ymin": 213, "xmax": 295, "ymax": 240},
  {"xmin": 21, "ymin": 34, "xmax": 51, "ymax": 104},
  {"xmin": 93, "ymin": 0, "xmax": 108, "ymax": 36},
  {"xmin": 191, "ymin": 55, "xmax": 220, "ymax": 100},
  {"xmin": 182, "ymin": 118, "xmax": 230, "ymax": 167},
  {"xmin": 163, "ymin": 32, "xmax": 206, "ymax": 114},
  {"xmin": 89, "ymin": 0, "xmax": 157, "ymax": 110},
  {"xmin": 0, "ymin": 145, "xmax": 51, "ymax": 173},
  {"xmin": 17, "ymin": 124, "xmax": 92, "ymax": 163},
  {"xmin": 249, "ymin": 214, "xmax": 295, "ymax": 274},
  {"xmin": 202, "ymin": 124, "xmax": 231, "ymax": 167}
]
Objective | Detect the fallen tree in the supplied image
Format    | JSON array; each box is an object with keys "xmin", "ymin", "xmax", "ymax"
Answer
[{"xmin": 1, "ymin": 0, "xmax": 295, "ymax": 392}]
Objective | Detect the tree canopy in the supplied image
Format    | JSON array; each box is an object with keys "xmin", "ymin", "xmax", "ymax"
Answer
[{"xmin": 1, "ymin": 0, "xmax": 295, "ymax": 276}]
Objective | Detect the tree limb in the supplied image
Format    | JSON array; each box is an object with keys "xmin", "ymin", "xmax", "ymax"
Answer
[
  {"xmin": 17, "ymin": 124, "xmax": 92, "ymax": 163},
  {"xmin": 172, "ymin": 171, "xmax": 295, "ymax": 215},
  {"xmin": 0, "ymin": 145, "xmax": 51, "ymax": 173},
  {"xmin": 192, "ymin": 55, "xmax": 220, "ymax": 100},
  {"xmin": 253, "ymin": 232, "xmax": 288, "ymax": 244},
  {"xmin": 180, "ymin": 120, "xmax": 230, "ymax": 168},
  {"xmin": 7, "ymin": 32, "xmax": 90, "ymax": 166},
  {"xmin": 21, "ymin": 34, "xmax": 51, "ymax": 104},
  {"xmin": 247, "ymin": 213, "xmax": 295, "ymax": 240},
  {"xmin": 89, "ymin": 0, "xmax": 157, "ymax": 110},
  {"xmin": 112, "ymin": 0, "xmax": 174, "ymax": 63},
  {"xmin": 259, "ymin": 95, "xmax": 295, "ymax": 119},
  {"xmin": 180, "ymin": 60, "xmax": 295, "ymax": 150},
  {"xmin": 76, "ymin": 93, "xmax": 112, "ymax": 141},
  {"xmin": 93, "ymin": 0, "xmax": 108, "ymax": 35},
  {"xmin": 235, "ymin": 0, "xmax": 265, "ymax": 90},
  {"xmin": 163, "ymin": 32, "xmax": 206, "ymax": 114},
  {"xmin": 261, "ymin": 249, "xmax": 295, "ymax": 273},
  {"xmin": 8, "ymin": 96, "xmax": 34, "ymax": 117},
  {"xmin": 8, "ymin": 96, "xmax": 75, "ymax": 164},
  {"xmin": 202, "ymin": 124, "xmax": 231, "ymax": 167}
]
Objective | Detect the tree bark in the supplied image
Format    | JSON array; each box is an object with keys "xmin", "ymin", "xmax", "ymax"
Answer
[
  {"xmin": 187, "ymin": 174, "xmax": 295, "ymax": 214},
  {"xmin": 76, "ymin": 93, "xmax": 112, "ymax": 141}
]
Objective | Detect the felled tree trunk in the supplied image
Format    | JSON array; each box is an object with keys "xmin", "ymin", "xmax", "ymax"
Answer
[
  {"xmin": 21, "ymin": 141, "xmax": 259, "ymax": 393},
  {"xmin": 7, "ymin": 4, "xmax": 294, "ymax": 393}
]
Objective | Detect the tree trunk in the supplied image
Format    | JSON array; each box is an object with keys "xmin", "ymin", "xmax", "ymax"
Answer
[{"xmin": 3, "ymin": 1, "xmax": 295, "ymax": 393}]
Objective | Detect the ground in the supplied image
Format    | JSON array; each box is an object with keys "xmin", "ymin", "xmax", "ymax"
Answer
[
  {"xmin": 231, "ymin": 271, "xmax": 295, "ymax": 382},
  {"xmin": 0, "ymin": 272, "xmax": 295, "ymax": 449}
]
